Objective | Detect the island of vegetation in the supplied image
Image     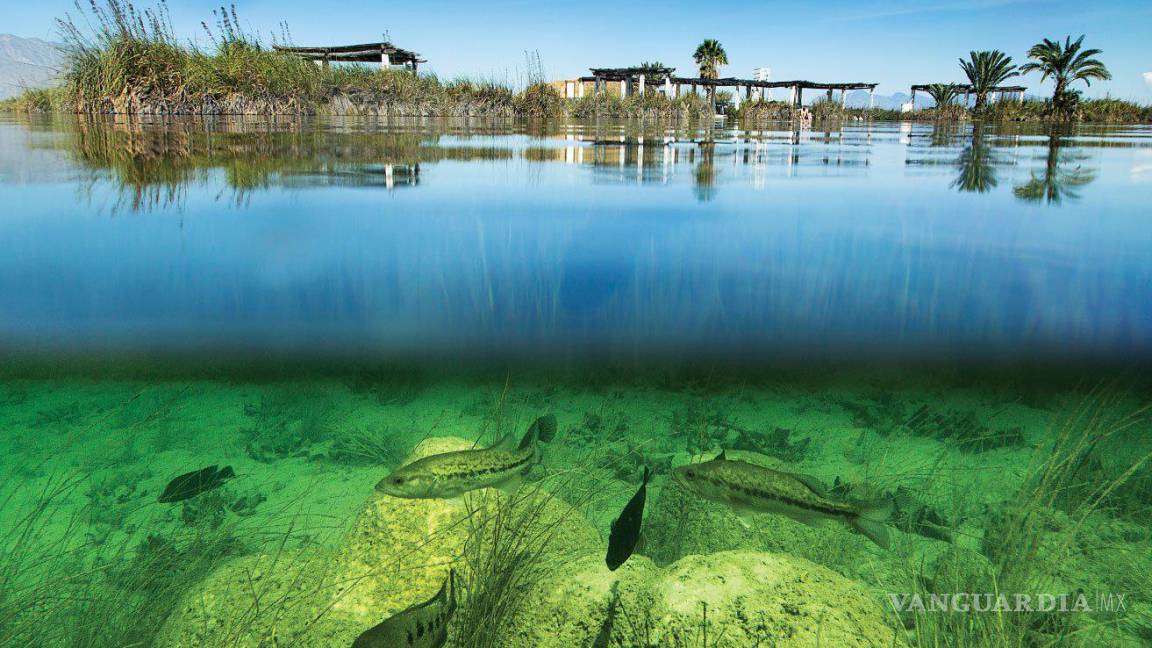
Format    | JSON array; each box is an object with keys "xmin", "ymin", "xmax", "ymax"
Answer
[{"xmin": 2, "ymin": 0, "xmax": 1149, "ymax": 124}]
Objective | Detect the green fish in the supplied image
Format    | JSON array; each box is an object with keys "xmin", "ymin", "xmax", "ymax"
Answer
[
  {"xmin": 376, "ymin": 415, "xmax": 556, "ymax": 499},
  {"xmin": 671, "ymin": 451, "xmax": 892, "ymax": 548},
  {"xmin": 351, "ymin": 570, "xmax": 457, "ymax": 648}
]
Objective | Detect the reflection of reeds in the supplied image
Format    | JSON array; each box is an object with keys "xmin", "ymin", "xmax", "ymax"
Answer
[{"xmin": 57, "ymin": 117, "xmax": 514, "ymax": 210}]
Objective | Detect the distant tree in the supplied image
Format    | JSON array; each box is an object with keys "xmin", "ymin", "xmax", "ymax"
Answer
[
  {"xmin": 925, "ymin": 83, "xmax": 961, "ymax": 108},
  {"xmin": 959, "ymin": 50, "xmax": 1018, "ymax": 110},
  {"xmin": 1019, "ymin": 35, "xmax": 1110, "ymax": 112},
  {"xmin": 693, "ymin": 39, "xmax": 728, "ymax": 109}
]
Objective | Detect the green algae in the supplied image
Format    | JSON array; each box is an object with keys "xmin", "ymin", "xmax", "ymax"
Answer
[{"xmin": 1, "ymin": 364, "xmax": 1150, "ymax": 647}]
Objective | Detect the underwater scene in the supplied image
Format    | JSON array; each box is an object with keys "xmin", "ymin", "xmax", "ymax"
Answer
[{"xmin": 1, "ymin": 116, "xmax": 1151, "ymax": 647}]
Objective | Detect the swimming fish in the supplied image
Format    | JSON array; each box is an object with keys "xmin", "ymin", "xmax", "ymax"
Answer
[
  {"xmin": 352, "ymin": 570, "xmax": 457, "ymax": 648},
  {"xmin": 605, "ymin": 466, "xmax": 650, "ymax": 570},
  {"xmin": 375, "ymin": 415, "xmax": 556, "ymax": 499},
  {"xmin": 671, "ymin": 451, "xmax": 892, "ymax": 549},
  {"xmin": 158, "ymin": 465, "xmax": 235, "ymax": 503}
]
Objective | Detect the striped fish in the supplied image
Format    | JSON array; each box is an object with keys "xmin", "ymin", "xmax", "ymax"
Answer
[
  {"xmin": 671, "ymin": 451, "xmax": 892, "ymax": 548},
  {"xmin": 352, "ymin": 570, "xmax": 456, "ymax": 648},
  {"xmin": 375, "ymin": 415, "xmax": 556, "ymax": 499}
]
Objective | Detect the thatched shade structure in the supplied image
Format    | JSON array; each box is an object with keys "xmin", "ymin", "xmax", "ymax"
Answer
[
  {"xmin": 909, "ymin": 83, "xmax": 1028, "ymax": 109},
  {"xmin": 274, "ymin": 42, "xmax": 425, "ymax": 73},
  {"xmin": 570, "ymin": 66, "xmax": 877, "ymax": 107}
]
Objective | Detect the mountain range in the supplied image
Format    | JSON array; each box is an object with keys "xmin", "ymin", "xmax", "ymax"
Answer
[{"xmin": 0, "ymin": 34, "xmax": 64, "ymax": 100}]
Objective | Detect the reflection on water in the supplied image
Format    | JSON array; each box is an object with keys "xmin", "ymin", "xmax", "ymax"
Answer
[
  {"xmin": 1012, "ymin": 132, "xmax": 1096, "ymax": 204},
  {"xmin": 952, "ymin": 126, "xmax": 1002, "ymax": 193},
  {"xmin": 1, "ymin": 115, "xmax": 1150, "ymax": 364}
]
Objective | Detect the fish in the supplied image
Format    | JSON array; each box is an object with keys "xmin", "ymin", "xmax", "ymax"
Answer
[
  {"xmin": 605, "ymin": 466, "xmax": 650, "ymax": 570},
  {"xmin": 376, "ymin": 415, "xmax": 556, "ymax": 499},
  {"xmin": 352, "ymin": 570, "xmax": 457, "ymax": 648},
  {"xmin": 671, "ymin": 451, "xmax": 892, "ymax": 549},
  {"xmin": 158, "ymin": 465, "xmax": 235, "ymax": 503}
]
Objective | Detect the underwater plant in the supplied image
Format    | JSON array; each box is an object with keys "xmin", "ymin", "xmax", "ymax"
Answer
[
  {"xmin": 452, "ymin": 487, "xmax": 574, "ymax": 648},
  {"xmin": 329, "ymin": 424, "xmax": 410, "ymax": 466},
  {"xmin": 242, "ymin": 388, "xmax": 337, "ymax": 462}
]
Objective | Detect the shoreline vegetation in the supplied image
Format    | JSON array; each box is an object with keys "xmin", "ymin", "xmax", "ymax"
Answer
[{"xmin": 1, "ymin": 2, "xmax": 1150, "ymax": 124}]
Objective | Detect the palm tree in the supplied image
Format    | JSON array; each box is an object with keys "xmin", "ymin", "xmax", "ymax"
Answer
[
  {"xmin": 1019, "ymin": 35, "xmax": 1110, "ymax": 112},
  {"xmin": 693, "ymin": 39, "xmax": 728, "ymax": 110},
  {"xmin": 958, "ymin": 50, "xmax": 1018, "ymax": 110},
  {"xmin": 926, "ymin": 83, "xmax": 961, "ymax": 108}
]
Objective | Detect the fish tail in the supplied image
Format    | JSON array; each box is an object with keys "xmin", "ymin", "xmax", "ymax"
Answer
[
  {"xmin": 850, "ymin": 496, "xmax": 893, "ymax": 550},
  {"xmin": 518, "ymin": 414, "xmax": 557, "ymax": 450}
]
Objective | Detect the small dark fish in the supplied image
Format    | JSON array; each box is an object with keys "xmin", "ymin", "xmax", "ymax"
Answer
[
  {"xmin": 352, "ymin": 570, "xmax": 457, "ymax": 648},
  {"xmin": 158, "ymin": 465, "xmax": 235, "ymax": 503},
  {"xmin": 606, "ymin": 466, "xmax": 650, "ymax": 570}
]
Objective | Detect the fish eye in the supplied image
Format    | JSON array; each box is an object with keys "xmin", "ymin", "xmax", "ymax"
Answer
[
  {"xmin": 392, "ymin": 477, "xmax": 405, "ymax": 485},
  {"xmin": 684, "ymin": 470, "xmax": 696, "ymax": 479}
]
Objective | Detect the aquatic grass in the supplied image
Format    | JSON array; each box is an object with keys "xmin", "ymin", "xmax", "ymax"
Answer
[
  {"xmin": 451, "ymin": 481, "xmax": 586, "ymax": 648},
  {"xmin": 329, "ymin": 424, "xmax": 410, "ymax": 466},
  {"xmin": 889, "ymin": 388, "xmax": 1152, "ymax": 647},
  {"xmin": 0, "ymin": 460, "xmax": 346, "ymax": 647}
]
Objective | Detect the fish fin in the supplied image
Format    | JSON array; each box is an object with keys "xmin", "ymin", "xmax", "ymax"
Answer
[
  {"xmin": 716, "ymin": 450, "xmax": 728, "ymax": 461},
  {"xmin": 851, "ymin": 497, "xmax": 894, "ymax": 550},
  {"xmin": 492, "ymin": 432, "xmax": 519, "ymax": 451},
  {"xmin": 791, "ymin": 473, "xmax": 829, "ymax": 497},
  {"xmin": 533, "ymin": 414, "xmax": 557, "ymax": 443},
  {"xmin": 732, "ymin": 505, "xmax": 757, "ymax": 528},
  {"xmin": 498, "ymin": 475, "xmax": 524, "ymax": 496}
]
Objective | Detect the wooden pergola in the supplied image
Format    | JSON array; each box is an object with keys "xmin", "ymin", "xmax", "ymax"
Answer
[
  {"xmin": 909, "ymin": 84, "xmax": 1027, "ymax": 109},
  {"xmin": 273, "ymin": 42, "xmax": 425, "ymax": 73},
  {"xmin": 573, "ymin": 67, "xmax": 877, "ymax": 108}
]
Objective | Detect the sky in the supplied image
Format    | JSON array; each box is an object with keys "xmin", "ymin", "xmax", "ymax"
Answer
[{"xmin": 8, "ymin": 0, "xmax": 1152, "ymax": 99}]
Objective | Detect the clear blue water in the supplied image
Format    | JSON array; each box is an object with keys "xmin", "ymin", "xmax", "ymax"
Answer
[{"xmin": 2, "ymin": 117, "xmax": 1149, "ymax": 364}]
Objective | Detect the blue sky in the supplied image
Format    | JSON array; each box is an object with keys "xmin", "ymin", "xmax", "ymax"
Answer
[{"xmin": 9, "ymin": 0, "xmax": 1152, "ymax": 99}]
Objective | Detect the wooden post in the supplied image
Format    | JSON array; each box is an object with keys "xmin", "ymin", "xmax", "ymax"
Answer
[
  {"xmin": 841, "ymin": 88, "xmax": 847, "ymax": 108},
  {"xmin": 910, "ymin": 88, "xmax": 916, "ymax": 111},
  {"xmin": 411, "ymin": 60, "xmax": 418, "ymax": 75},
  {"xmin": 869, "ymin": 88, "xmax": 875, "ymax": 108},
  {"xmin": 826, "ymin": 88, "xmax": 833, "ymax": 102},
  {"xmin": 664, "ymin": 76, "xmax": 672, "ymax": 96},
  {"xmin": 793, "ymin": 85, "xmax": 803, "ymax": 107},
  {"xmin": 638, "ymin": 74, "xmax": 646, "ymax": 94},
  {"xmin": 578, "ymin": 80, "xmax": 585, "ymax": 98},
  {"xmin": 620, "ymin": 79, "xmax": 628, "ymax": 97},
  {"xmin": 380, "ymin": 47, "xmax": 391, "ymax": 70}
]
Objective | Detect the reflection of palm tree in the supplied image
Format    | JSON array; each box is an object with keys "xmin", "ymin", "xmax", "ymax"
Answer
[
  {"xmin": 694, "ymin": 141, "xmax": 717, "ymax": 201},
  {"xmin": 952, "ymin": 126, "xmax": 999, "ymax": 193},
  {"xmin": 1013, "ymin": 133, "xmax": 1095, "ymax": 204}
]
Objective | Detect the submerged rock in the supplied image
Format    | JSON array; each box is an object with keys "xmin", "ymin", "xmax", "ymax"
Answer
[
  {"xmin": 642, "ymin": 551, "xmax": 904, "ymax": 648},
  {"xmin": 156, "ymin": 436, "xmax": 599, "ymax": 647},
  {"xmin": 498, "ymin": 550, "xmax": 903, "ymax": 647}
]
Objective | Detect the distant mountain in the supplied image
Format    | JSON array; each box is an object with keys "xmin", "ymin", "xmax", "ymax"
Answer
[{"xmin": 0, "ymin": 34, "xmax": 64, "ymax": 100}]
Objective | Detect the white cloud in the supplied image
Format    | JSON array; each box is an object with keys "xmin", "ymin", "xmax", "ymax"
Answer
[{"xmin": 1144, "ymin": 72, "xmax": 1152, "ymax": 86}]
